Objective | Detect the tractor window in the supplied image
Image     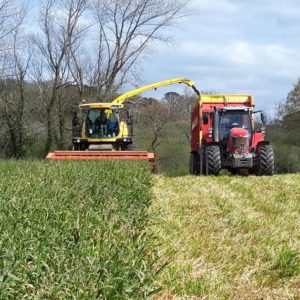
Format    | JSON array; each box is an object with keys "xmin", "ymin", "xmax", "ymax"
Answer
[
  {"xmin": 219, "ymin": 111, "xmax": 252, "ymax": 140},
  {"xmin": 86, "ymin": 109, "xmax": 120, "ymax": 138}
]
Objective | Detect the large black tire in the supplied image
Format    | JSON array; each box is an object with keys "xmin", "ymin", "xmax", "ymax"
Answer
[
  {"xmin": 203, "ymin": 145, "xmax": 221, "ymax": 176},
  {"xmin": 256, "ymin": 144, "xmax": 274, "ymax": 176},
  {"xmin": 189, "ymin": 152, "xmax": 200, "ymax": 175}
]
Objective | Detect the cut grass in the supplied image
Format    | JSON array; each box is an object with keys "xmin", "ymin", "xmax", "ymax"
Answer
[
  {"xmin": 0, "ymin": 160, "xmax": 155, "ymax": 299},
  {"xmin": 151, "ymin": 174, "xmax": 300, "ymax": 299}
]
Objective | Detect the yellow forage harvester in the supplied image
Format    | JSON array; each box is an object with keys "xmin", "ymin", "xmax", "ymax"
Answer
[{"xmin": 46, "ymin": 78, "xmax": 200, "ymax": 170}]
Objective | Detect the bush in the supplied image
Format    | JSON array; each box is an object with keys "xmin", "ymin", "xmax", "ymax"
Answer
[
  {"xmin": 273, "ymin": 143, "xmax": 300, "ymax": 173},
  {"xmin": 0, "ymin": 160, "xmax": 155, "ymax": 299}
]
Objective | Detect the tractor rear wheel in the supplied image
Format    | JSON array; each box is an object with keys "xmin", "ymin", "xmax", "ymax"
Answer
[
  {"xmin": 189, "ymin": 152, "xmax": 200, "ymax": 175},
  {"xmin": 256, "ymin": 144, "xmax": 274, "ymax": 176},
  {"xmin": 203, "ymin": 145, "xmax": 221, "ymax": 176}
]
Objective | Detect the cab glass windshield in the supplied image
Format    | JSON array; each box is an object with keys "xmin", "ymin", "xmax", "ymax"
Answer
[
  {"xmin": 86, "ymin": 109, "xmax": 120, "ymax": 138},
  {"xmin": 219, "ymin": 110, "xmax": 252, "ymax": 140}
]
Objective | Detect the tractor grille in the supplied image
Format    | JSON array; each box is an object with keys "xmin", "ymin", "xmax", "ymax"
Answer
[{"xmin": 232, "ymin": 135, "xmax": 250, "ymax": 149}]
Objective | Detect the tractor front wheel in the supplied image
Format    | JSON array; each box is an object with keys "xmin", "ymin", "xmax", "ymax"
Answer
[
  {"xmin": 256, "ymin": 144, "xmax": 274, "ymax": 176},
  {"xmin": 203, "ymin": 145, "xmax": 221, "ymax": 176}
]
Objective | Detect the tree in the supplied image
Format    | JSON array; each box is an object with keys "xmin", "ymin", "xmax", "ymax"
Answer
[
  {"xmin": 85, "ymin": 0, "xmax": 189, "ymax": 99},
  {"xmin": 277, "ymin": 79, "xmax": 300, "ymax": 145},
  {"xmin": 281, "ymin": 80, "xmax": 300, "ymax": 127},
  {"xmin": 127, "ymin": 97, "xmax": 169, "ymax": 152},
  {"xmin": 0, "ymin": 1, "xmax": 30, "ymax": 157},
  {"xmin": 32, "ymin": 0, "xmax": 88, "ymax": 153}
]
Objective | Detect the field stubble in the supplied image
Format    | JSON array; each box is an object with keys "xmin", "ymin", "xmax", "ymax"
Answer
[{"xmin": 151, "ymin": 174, "xmax": 300, "ymax": 299}]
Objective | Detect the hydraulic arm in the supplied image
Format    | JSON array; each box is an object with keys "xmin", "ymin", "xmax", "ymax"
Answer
[{"xmin": 112, "ymin": 78, "xmax": 200, "ymax": 105}]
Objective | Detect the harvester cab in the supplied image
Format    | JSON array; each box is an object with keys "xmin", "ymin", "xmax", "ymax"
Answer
[
  {"xmin": 71, "ymin": 103, "xmax": 132, "ymax": 151},
  {"xmin": 47, "ymin": 78, "xmax": 199, "ymax": 169},
  {"xmin": 190, "ymin": 95, "xmax": 274, "ymax": 176}
]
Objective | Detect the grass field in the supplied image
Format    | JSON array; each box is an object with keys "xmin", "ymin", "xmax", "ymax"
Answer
[
  {"xmin": 1, "ymin": 159, "xmax": 299, "ymax": 299},
  {"xmin": 0, "ymin": 160, "xmax": 156, "ymax": 299},
  {"xmin": 151, "ymin": 174, "xmax": 300, "ymax": 299}
]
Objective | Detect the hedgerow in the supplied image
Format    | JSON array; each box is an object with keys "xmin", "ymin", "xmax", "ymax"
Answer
[{"xmin": 0, "ymin": 160, "xmax": 155, "ymax": 299}]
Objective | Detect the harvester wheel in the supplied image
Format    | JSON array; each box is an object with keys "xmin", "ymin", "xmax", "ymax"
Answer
[
  {"xmin": 189, "ymin": 152, "xmax": 200, "ymax": 175},
  {"xmin": 72, "ymin": 144, "xmax": 80, "ymax": 151},
  {"xmin": 256, "ymin": 144, "xmax": 274, "ymax": 176},
  {"xmin": 203, "ymin": 145, "xmax": 221, "ymax": 176}
]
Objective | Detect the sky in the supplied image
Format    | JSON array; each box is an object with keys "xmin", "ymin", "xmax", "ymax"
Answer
[{"xmin": 139, "ymin": 0, "xmax": 300, "ymax": 115}]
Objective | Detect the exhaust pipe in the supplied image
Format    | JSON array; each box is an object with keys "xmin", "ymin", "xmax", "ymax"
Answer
[{"xmin": 213, "ymin": 108, "xmax": 219, "ymax": 143}]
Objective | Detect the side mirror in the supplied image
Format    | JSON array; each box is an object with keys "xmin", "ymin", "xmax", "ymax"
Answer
[
  {"xmin": 71, "ymin": 110, "xmax": 78, "ymax": 126},
  {"xmin": 261, "ymin": 112, "xmax": 267, "ymax": 125},
  {"xmin": 203, "ymin": 113, "xmax": 209, "ymax": 125}
]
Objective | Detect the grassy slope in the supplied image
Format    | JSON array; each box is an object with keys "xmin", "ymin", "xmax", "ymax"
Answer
[{"xmin": 151, "ymin": 174, "xmax": 300, "ymax": 299}]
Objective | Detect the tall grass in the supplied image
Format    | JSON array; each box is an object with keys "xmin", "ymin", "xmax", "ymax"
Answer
[{"xmin": 0, "ymin": 160, "xmax": 155, "ymax": 299}]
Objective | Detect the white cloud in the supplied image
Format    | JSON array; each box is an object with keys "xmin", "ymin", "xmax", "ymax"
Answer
[
  {"xmin": 229, "ymin": 41, "xmax": 256, "ymax": 65},
  {"xmin": 140, "ymin": 0, "xmax": 300, "ymax": 114},
  {"xmin": 191, "ymin": 0, "xmax": 239, "ymax": 14}
]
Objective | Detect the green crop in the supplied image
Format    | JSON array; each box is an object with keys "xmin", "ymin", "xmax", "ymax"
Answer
[{"xmin": 0, "ymin": 160, "xmax": 155, "ymax": 299}]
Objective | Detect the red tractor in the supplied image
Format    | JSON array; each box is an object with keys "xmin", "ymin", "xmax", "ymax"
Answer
[{"xmin": 190, "ymin": 94, "xmax": 274, "ymax": 176}]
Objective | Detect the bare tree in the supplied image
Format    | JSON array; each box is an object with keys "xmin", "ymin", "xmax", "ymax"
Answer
[
  {"xmin": 32, "ymin": 0, "xmax": 88, "ymax": 153},
  {"xmin": 6, "ymin": 30, "xmax": 32, "ymax": 156},
  {"xmin": 0, "ymin": 1, "xmax": 30, "ymax": 157},
  {"xmin": 86, "ymin": 0, "xmax": 189, "ymax": 99},
  {"xmin": 129, "ymin": 97, "xmax": 169, "ymax": 153},
  {"xmin": 0, "ymin": 0, "xmax": 28, "ymax": 76}
]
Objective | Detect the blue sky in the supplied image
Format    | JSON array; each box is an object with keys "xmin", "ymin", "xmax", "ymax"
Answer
[{"xmin": 139, "ymin": 0, "xmax": 300, "ymax": 115}]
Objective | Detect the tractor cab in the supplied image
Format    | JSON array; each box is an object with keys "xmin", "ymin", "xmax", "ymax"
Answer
[
  {"xmin": 214, "ymin": 107, "xmax": 253, "ymax": 154},
  {"xmin": 218, "ymin": 108, "xmax": 252, "ymax": 139}
]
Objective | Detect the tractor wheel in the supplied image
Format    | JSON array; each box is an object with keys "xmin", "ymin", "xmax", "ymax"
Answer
[
  {"xmin": 203, "ymin": 145, "xmax": 221, "ymax": 176},
  {"xmin": 189, "ymin": 152, "xmax": 200, "ymax": 175},
  {"xmin": 256, "ymin": 144, "xmax": 274, "ymax": 176}
]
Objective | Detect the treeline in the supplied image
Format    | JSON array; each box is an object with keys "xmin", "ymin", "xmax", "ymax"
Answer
[
  {"xmin": 1, "ymin": 77, "xmax": 300, "ymax": 175},
  {"xmin": 1, "ymin": 74, "xmax": 300, "ymax": 175},
  {"xmin": 267, "ymin": 79, "xmax": 300, "ymax": 173}
]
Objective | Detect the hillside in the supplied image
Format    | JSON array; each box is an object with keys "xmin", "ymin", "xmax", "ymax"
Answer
[{"xmin": 151, "ymin": 174, "xmax": 300, "ymax": 299}]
